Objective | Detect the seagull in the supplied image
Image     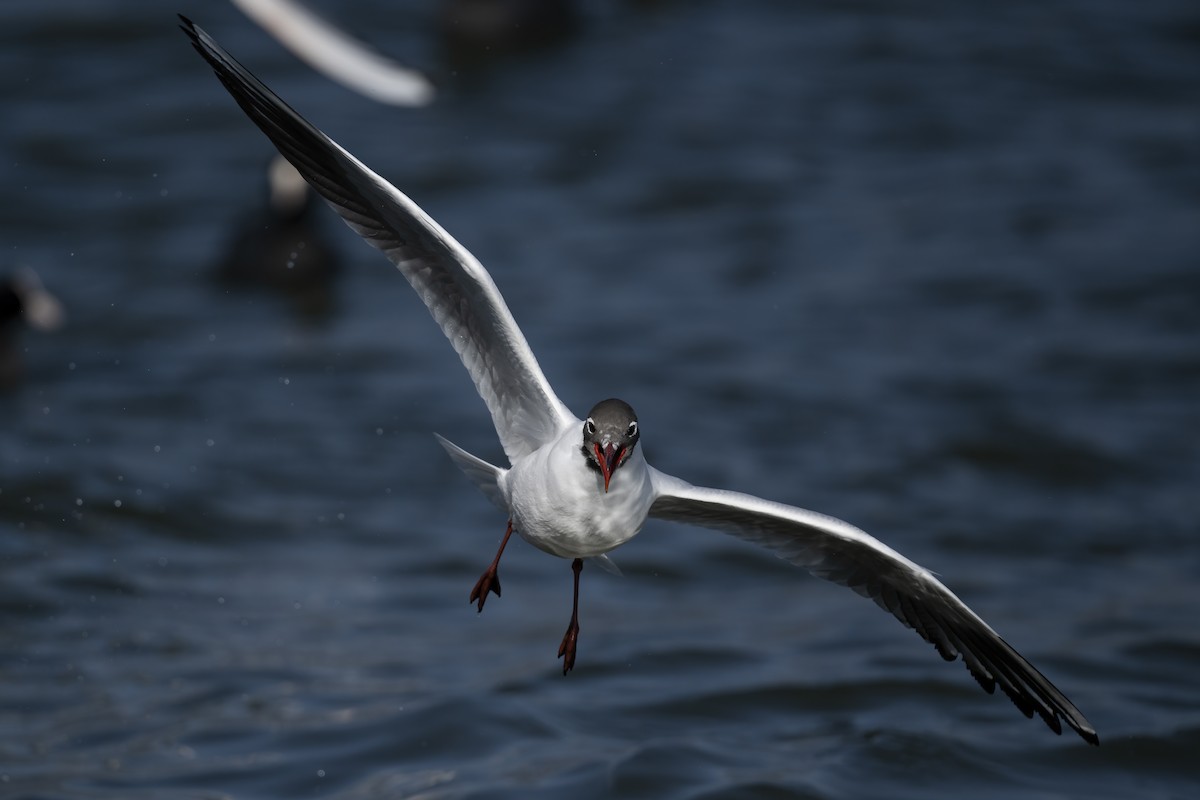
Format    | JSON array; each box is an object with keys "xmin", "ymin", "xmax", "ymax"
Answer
[{"xmin": 181, "ymin": 16, "xmax": 1099, "ymax": 745}]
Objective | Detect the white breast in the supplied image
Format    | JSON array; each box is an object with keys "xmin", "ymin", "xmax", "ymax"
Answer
[{"xmin": 501, "ymin": 429, "xmax": 655, "ymax": 559}]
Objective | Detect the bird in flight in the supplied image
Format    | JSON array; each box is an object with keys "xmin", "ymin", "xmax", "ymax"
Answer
[{"xmin": 181, "ymin": 16, "xmax": 1098, "ymax": 745}]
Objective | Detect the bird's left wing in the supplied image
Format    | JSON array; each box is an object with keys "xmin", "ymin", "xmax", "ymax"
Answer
[{"xmin": 648, "ymin": 468, "xmax": 1098, "ymax": 745}]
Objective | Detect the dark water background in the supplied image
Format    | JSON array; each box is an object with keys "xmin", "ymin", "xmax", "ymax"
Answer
[{"xmin": 3, "ymin": 0, "xmax": 1199, "ymax": 797}]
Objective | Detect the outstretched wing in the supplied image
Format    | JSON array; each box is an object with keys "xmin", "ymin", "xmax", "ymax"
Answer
[
  {"xmin": 648, "ymin": 469, "xmax": 1098, "ymax": 745},
  {"xmin": 182, "ymin": 17, "xmax": 576, "ymax": 462}
]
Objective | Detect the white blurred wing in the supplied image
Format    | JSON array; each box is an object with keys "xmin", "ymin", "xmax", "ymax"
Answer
[
  {"xmin": 183, "ymin": 18, "xmax": 576, "ymax": 461},
  {"xmin": 230, "ymin": 0, "xmax": 435, "ymax": 106},
  {"xmin": 648, "ymin": 468, "xmax": 1098, "ymax": 745}
]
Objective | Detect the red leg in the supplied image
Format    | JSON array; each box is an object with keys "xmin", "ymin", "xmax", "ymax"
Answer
[
  {"xmin": 469, "ymin": 520, "xmax": 512, "ymax": 613},
  {"xmin": 557, "ymin": 558, "xmax": 584, "ymax": 675}
]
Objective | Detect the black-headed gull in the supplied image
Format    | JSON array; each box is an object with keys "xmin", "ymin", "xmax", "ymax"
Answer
[{"xmin": 181, "ymin": 17, "xmax": 1098, "ymax": 745}]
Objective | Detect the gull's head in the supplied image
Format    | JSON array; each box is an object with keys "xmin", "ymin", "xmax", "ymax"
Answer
[{"xmin": 581, "ymin": 398, "xmax": 639, "ymax": 493}]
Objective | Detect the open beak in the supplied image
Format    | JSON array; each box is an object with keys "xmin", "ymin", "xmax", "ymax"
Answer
[{"xmin": 594, "ymin": 442, "xmax": 623, "ymax": 492}]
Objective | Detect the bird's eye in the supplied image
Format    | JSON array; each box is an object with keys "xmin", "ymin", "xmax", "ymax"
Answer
[
  {"xmin": 584, "ymin": 419, "xmax": 596, "ymax": 436},
  {"xmin": 627, "ymin": 421, "xmax": 638, "ymax": 437}
]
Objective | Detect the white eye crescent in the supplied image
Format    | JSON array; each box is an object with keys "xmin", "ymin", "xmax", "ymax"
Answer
[
  {"xmin": 584, "ymin": 419, "xmax": 596, "ymax": 436},
  {"xmin": 627, "ymin": 421, "xmax": 638, "ymax": 437}
]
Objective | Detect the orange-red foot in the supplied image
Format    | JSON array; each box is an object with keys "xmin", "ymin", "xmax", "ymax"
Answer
[
  {"xmin": 557, "ymin": 619, "xmax": 579, "ymax": 675},
  {"xmin": 469, "ymin": 520, "xmax": 513, "ymax": 613},
  {"xmin": 469, "ymin": 567, "xmax": 501, "ymax": 613},
  {"xmin": 557, "ymin": 557, "xmax": 584, "ymax": 674}
]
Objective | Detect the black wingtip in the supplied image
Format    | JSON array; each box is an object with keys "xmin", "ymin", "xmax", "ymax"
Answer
[
  {"xmin": 178, "ymin": 13, "xmax": 197, "ymax": 39},
  {"xmin": 178, "ymin": 14, "xmax": 207, "ymax": 63}
]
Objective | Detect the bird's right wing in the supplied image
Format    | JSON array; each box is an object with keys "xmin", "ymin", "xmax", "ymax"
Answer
[
  {"xmin": 182, "ymin": 18, "xmax": 576, "ymax": 462},
  {"xmin": 648, "ymin": 468, "xmax": 1098, "ymax": 745}
]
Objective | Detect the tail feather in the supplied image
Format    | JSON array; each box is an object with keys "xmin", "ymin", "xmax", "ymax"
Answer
[{"xmin": 434, "ymin": 434, "xmax": 506, "ymax": 511}]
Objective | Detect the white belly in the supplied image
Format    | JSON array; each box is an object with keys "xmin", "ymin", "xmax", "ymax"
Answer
[{"xmin": 502, "ymin": 433, "xmax": 654, "ymax": 559}]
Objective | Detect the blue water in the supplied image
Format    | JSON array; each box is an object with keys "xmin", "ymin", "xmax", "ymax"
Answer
[{"xmin": 2, "ymin": 0, "xmax": 1199, "ymax": 797}]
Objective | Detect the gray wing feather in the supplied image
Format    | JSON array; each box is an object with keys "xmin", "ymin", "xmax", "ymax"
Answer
[
  {"xmin": 648, "ymin": 468, "xmax": 1098, "ymax": 745},
  {"xmin": 182, "ymin": 17, "xmax": 574, "ymax": 462}
]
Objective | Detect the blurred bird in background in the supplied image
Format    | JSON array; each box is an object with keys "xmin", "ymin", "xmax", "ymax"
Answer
[
  {"xmin": 0, "ymin": 268, "xmax": 64, "ymax": 388},
  {"xmin": 215, "ymin": 155, "xmax": 343, "ymax": 320}
]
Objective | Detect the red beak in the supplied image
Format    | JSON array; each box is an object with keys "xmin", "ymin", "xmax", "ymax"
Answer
[{"xmin": 594, "ymin": 442, "xmax": 623, "ymax": 492}]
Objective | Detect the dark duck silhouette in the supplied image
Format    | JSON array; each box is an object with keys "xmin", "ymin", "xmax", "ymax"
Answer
[
  {"xmin": 1, "ymin": 268, "xmax": 64, "ymax": 388},
  {"xmin": 216, "ymin": 155, "xmax": 342, "ymax": 319}
]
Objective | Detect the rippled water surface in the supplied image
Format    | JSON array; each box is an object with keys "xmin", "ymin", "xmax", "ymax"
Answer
[{"xmin": 3, "ymin": 1, "xmax": 1199, "ymax": 797}]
